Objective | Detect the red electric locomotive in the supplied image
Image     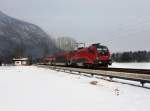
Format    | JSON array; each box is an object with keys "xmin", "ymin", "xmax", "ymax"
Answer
[
  {"xmin": 69, "ymin": 43, "xmax": 111, "ymax": 68},
  {"xmin": 50, "ymin": 43, "xmax": 111, "ymax": 68}
]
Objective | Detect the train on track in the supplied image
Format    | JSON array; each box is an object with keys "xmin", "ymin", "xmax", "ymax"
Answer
[{"xmin": 41, "ymin": 43, "xmax": 112, "ymax": 68}]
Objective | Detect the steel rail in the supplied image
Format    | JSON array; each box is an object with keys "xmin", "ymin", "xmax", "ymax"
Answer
[{"xmin": 100, "ymin": 67, "xmax": 150, "ymax": 74}]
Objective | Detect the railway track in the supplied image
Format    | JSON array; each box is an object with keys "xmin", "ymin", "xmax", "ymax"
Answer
[
  {"xmin": 100, "ymin": 67, "xmax": 150, "ymax": 74},
  {"xmin": 36, "ymin": 64, "xmax": 150, "ymax": 88}
]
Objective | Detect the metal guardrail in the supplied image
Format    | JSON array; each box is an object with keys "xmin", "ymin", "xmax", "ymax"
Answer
[{"xmin": 36, "ymin": 65, "xmax": 150, "ymax": 88}]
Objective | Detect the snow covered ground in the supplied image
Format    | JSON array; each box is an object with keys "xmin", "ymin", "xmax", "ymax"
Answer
[
  {"xmin": 0, "ymin": 66, "xmax": 150, "ymax": 111},
  {"xmin": 110, "ymin": 62, "xmax": 150, "ymax": 69}
]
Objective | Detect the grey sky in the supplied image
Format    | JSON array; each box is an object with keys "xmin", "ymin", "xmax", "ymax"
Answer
[{"xmin": 1, "ymin": 0, "xmax": 150, "ymax": 52}]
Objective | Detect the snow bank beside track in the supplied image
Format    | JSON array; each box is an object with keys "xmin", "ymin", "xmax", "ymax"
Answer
[
  {"xmin": 0, "ymin": 66, "xmax": 150, "ymax": 111},
  {"xmin": 110, "ymin": 62, "xmax": 150, "ymax": 69}
]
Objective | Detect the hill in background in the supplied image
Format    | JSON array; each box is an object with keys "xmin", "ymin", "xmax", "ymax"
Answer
[{"xmin": 0, "ymin": 11, "xmax": 57, "ymax": 63}]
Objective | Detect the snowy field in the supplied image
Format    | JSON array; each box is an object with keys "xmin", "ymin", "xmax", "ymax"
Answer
[
  {"xmin": 0, "ymin": 66, "xmax": 150, "ymax": 111},
  {"xmin": 110, "ymin": 62, "xmax": 150, "ymax": 69}
]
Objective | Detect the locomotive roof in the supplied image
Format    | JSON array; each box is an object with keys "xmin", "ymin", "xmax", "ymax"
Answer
[
  {"xmin": 91, "ymin": 43, "xmax": 107, "ymax": 48},
  {"xmin": 92, "ymin": 43, "xmax": 100, "ymax": 47}
]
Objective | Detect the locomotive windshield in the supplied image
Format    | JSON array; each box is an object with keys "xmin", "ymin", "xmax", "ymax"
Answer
[{"xmin": 97, "ymin": 45, "xmax": 109, "ymax": 55}]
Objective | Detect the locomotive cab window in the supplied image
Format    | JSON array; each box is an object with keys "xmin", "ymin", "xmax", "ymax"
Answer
[{"xmin": 97, "ymin": 46, "xmax": 109, "ymax": 55}]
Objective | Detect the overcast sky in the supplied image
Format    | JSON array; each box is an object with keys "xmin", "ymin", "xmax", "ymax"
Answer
[{"xmin": 1, "ymin": 0, "xmax": 150, "ymax": 52}]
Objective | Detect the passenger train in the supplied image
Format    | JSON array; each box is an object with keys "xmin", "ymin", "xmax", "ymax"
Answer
[{"xmin": 42, "ymin": 43, "xmax": 112, "ymax": 68}]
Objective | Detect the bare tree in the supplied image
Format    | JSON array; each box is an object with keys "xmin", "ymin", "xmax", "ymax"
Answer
[{"xmin": 56, "ymin": 37, "xmax": 77, "ymax": 51}]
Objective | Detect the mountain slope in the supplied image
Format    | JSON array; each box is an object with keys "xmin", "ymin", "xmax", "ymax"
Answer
[{"xmin": 0, "ymin": 11, "xmax": 57, "ymax": 62}]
